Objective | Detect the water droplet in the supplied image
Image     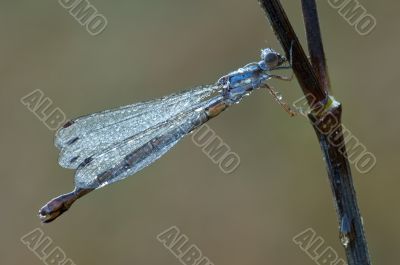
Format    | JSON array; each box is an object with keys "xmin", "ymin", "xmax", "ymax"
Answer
[
  {"xmin": 276, "ymin": 92, "xmax": 283, "ymax": 101},
  {"xmin": 340, "ymin": 234, "xmax": 350, "ymax": 248},
  {"xmin": 340, "ymin": 214, "xmax": 352, "ymax": 248}
]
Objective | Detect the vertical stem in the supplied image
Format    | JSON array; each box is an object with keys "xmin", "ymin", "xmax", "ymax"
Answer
[
  {"xmin": 258, "ymin": 0, "xmax": 327, "ymax": 107},
  {"xmin": 258, "ymin": 1, "xmax": 372, "ymax": 264},
  {"xmin": 301, "ymin": 0, "xmax": 331, "ymax": 91},
  {"xmin": 308, "ymin": 107, "xmax": 372, "ymax": 265}
]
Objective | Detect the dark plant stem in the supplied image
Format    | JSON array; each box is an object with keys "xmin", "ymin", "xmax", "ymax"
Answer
[
  {"xmin": 257, "ymin": 0, "xmax": 327, "ymax": 107},
  {"xmin": 301, "ymin": 0, "xmax": 330, "ymax": 91},
  {"xmin": 258, "ymin": 0, "xmax": 372, "ymax": 264}
]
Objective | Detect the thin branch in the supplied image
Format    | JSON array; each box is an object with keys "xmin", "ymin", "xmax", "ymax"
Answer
[
  {"xmin": 258, "ymin": 1, "xmax": 372, "ymax": 264},
  {"xmin": 301, "ymin": 0, "xmax": 331, "ymax": 91},
  {"xmin": 258, "ymin": 0, "xmax": 327, "ymax": 107}
]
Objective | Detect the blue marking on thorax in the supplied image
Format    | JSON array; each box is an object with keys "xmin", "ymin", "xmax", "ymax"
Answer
[{"xmin": 220, "ymin": 62, "xmax": 270, "ymax": 103}]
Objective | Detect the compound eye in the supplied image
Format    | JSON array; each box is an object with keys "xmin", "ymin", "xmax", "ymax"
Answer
[{"xmin": 264, "ymin": 52, "xmax": 279, "ymax": 68}]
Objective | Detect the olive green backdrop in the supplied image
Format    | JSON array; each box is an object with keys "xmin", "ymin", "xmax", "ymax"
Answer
[{"xmin": 1, "ymin": 0, "xmax": 398, "ymax": 264}]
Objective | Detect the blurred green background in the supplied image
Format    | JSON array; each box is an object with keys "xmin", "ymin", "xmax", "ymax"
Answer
[{"xmin": 1, "ymin": 0, "xmax": 398, "ymax": 264}]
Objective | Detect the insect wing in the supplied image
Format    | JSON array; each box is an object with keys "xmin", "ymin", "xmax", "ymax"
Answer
[
  {"xmin": 56, "ymin": 85, "xmax": 218, "ymax": 169},
  {"xmin": 74, "ymin": 96, "xmax": 221, "ymax": 189}
]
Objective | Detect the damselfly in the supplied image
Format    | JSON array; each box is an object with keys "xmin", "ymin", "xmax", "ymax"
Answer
[{"xmin": 39, "ymin": 48, "xmax": 294, "ymax": 223}]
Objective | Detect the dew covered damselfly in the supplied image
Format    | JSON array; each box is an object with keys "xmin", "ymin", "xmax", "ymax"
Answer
[{"xmin": 39, "ymin": 48, "xmax": 293, "ymax": 222}]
